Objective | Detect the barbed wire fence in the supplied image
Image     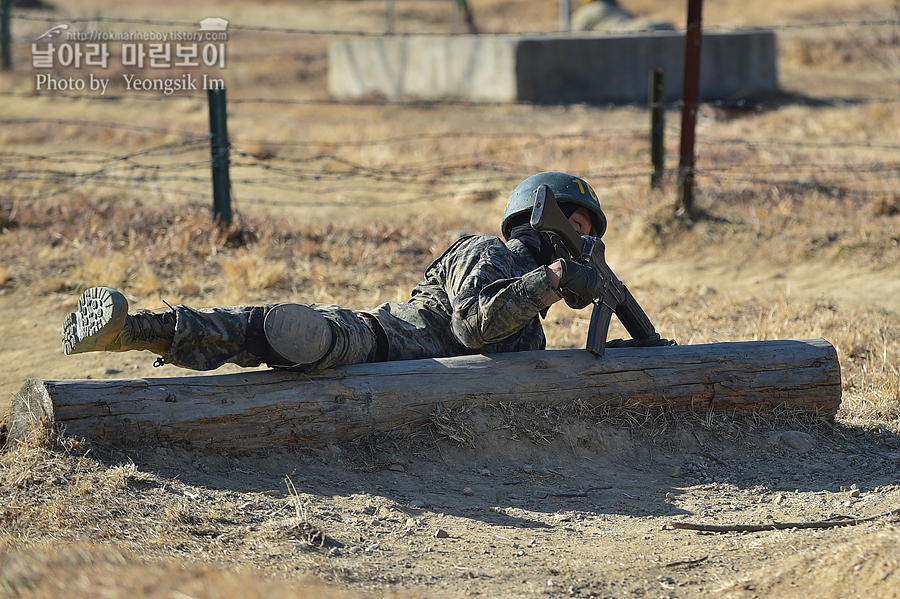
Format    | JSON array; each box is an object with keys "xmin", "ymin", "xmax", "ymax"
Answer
[{"xmin": 1, "ymin": 10, "xmax": 898, "ymax": 221}]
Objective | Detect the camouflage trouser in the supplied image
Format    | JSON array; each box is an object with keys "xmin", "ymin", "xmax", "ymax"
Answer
[{"xmin": 162, "ymin": 304, "xmax": 387, "ymax": 372}]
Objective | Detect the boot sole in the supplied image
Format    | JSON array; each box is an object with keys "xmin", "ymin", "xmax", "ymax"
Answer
[
  {"xmin": 62, "ymin": 287, "xmax": 128, "ymax": 355},
  {"xmin": 264, "ymin": 304, "xmax": 333, "ymax": 366}
]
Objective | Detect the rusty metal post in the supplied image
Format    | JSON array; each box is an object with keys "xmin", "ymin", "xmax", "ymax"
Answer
[
  {"xmin": 650, "ymin": 69, "xmax": 665, "ymax": 189},
  {"xmin": 676, "ymin": 0, "xmax": 703, "ymax": 214}
]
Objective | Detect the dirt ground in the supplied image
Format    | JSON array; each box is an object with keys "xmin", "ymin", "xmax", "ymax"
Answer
[
  {"xmin": 115, "ymin": 415, "xmax": 900, "ymax": 599},
  {"xmin": 3, "ymin": 384, "xmax": 900, "ymax": 599},
  {"xmin": 2, "ymin": 216, "xmax": 898, "ymax": 599},
  {"xmin": 3, "ymin": 0, "xmax": 900, "ymax": 598}
]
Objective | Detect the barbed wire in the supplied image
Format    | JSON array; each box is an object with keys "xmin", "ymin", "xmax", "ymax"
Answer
[
  {"xmin": 8, "ymin": 171, "xmax": 895, "ymax": 211},
  {"xmin": 3, "ymin": 122, "xmax": 897, "ymax": 171},
  {"xmin": 2, "ymin": 89, "xmax": 898, "ymax": 109},
  {"xmin": 11, "ymin": 13, "xmax": 897, "ymax": 36},
  {"xmin": 37, "ymin": 161, "xmax": 892, "ymax": 189},
  {"xmin": 0, "ymin": 140, "xmax": 208, "ymax": 164},
  {"xmin": 5, "ymin": 143, "xmax": 897, "ymax": 208},
  {"xmin": 0, "ymin": 90, "xmax": 518, "ymax": 107},
  {"xmin": 5, "ymin": 116, "xmax": 900, "ymax": 156},
  {"xmin": 699, "ymin": 136, "xmax": 900, "ymax": 152},
  {"xmin": 8, "ymin": 146, "xmax": 894, "ymax": 194},
  {"xmin": 3, "ymin": 9, "xmax": 897, "ymax": 212},
  {"xmin": 0, "ymin": 118, "xmax": 208, "ymax": 139}
]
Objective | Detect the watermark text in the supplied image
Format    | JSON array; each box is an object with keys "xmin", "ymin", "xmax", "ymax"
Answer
[
  {"xmin": 35, "ymin": 72, "xmax": 226, "ymax": 96},
  {"xmin": 30, "ymin": 18, "xmax": 230, "ymax": 96}
]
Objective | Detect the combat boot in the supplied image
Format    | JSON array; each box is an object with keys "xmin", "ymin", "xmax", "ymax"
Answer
[
  {"xmin": 63, "ymin": 287, "xmax": 176, "ymax": 356},
  {"xmin": 263, "ymin": 303, "xmax": 334, "ymax": 367}
]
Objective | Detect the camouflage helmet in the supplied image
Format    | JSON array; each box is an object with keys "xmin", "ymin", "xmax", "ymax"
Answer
[{"xmin": 501, "ymin": 171, "xmax": 608, "ymax": 240}]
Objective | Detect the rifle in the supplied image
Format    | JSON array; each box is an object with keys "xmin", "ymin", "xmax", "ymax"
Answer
[{"xmin": 530, "ymin": 184, "xmax": 671, "ymax": 357}]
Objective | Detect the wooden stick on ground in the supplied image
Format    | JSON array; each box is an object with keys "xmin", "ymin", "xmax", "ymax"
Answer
[
  {"xmin": 669, "ymin": 508, "xmax": 900, "ymax": 533},
  {"xmin": 5, "ymin": 339, "xmax": 842, "ymax": 452}
]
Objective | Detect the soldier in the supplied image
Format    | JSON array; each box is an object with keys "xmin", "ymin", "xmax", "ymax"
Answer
[
  {"xmin": 570, "ymin": 0, "xmax": 674, "ymax": 32},
  {"xmin": 62, "ymin": 172, "xmax": 614, "ymax": 372}
]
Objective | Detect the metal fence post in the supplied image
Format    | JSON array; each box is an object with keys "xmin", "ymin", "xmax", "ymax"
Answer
[
  {"xmin": 207, "ymin": 88, "xmax": 232, "ymax": 225},
  {"xmin": 385, "ymin": 0, "xmax": 395, "ymax": 34},
  {"xmin": 457, "ymin": 0, "xmax": 476, "ymax": 32},
  {"xmin": 650, "ymin": 69, "xmax": 665, "ymax": 189},
  {"xmin": 1, "ymin": 0, "xmax": 11, "ymax": 70},
  {"xmin": 559, "ymin": 0, "xmax": 571, "ymax": 31},
  {"xmin": 677, "ymin": 0, "xmax": 703, "ymax": 214}
]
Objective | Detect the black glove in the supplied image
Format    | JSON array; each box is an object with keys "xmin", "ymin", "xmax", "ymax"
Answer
[
  {"xmin": 561, "ymin": 288, "xmax": 593, "ymax": 310},
  {"xmin": 556, "ymin": 259, "xmax": 606, "ymax": 306}
]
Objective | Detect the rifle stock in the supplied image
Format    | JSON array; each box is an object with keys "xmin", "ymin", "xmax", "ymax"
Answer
[{"xmin": 529, "ymin": 185, "xmax": 584, "ymax": 257}]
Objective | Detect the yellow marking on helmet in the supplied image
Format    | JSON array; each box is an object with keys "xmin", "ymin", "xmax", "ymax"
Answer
[
  {"xmin": 572, "ymin": 178, "xmax": 599, "ymax": 202},
  {"xmin": 572, "ymin": 179, "xmax": 585, "ymax": 195}
]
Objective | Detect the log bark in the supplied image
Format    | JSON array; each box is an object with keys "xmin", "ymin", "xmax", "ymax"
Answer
[{"xmin": 5, "ymin": 339, "xmax": 841, "ymax": 452}]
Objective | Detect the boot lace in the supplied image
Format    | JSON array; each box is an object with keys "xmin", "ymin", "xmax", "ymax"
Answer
[{"xmin": 126, "ymin": 310, "xmax": 176, "ymax": 342}]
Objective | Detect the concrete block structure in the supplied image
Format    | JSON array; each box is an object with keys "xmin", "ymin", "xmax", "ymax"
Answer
[{"xmin": 328, "ymin": 31, "xmax": 778, "ymax": 104}]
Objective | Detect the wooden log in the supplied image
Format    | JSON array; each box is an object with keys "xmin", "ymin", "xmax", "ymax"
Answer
[{"xmin": 5, "ymin": 339, "xmax": 841, "ymax": 452}]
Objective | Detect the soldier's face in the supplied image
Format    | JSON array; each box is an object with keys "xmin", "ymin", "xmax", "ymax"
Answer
[{"xmin": 568, "ymin": 207, "xmax": 593, "ymax": 236}]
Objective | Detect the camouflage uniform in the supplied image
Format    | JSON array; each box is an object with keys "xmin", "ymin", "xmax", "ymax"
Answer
[{"xmin": 162, "ymin": 235, "xmax": 561, "ymax": 372}]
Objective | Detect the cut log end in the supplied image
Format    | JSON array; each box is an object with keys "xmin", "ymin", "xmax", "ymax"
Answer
[
  {"xmin": 5, "ymin": 378, "xmax": 55, "ymax": 451},
  {"xmin": 5, "ymin": 339, "xmax": 842, "ymax": 452}
]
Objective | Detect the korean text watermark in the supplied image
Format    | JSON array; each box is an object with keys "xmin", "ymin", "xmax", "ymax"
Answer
[{"xmin": 30, "ymin": 18, "xmax": 229, "ymax": 96}]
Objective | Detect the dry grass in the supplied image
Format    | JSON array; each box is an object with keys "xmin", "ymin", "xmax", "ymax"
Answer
[
  {"xmin": 2, "ymin": 171, "xmax": 899, "ymax": 431},
  {"xmin": 0, "ymin": 2, "xmax": 900, "ymax": 432},
  {"xmin": 1, "ymin": 544, "xmax": 363, "ymax": 599},
  {"xmin": 1, "ymin": 0, "xmax": 899, "ymax": 596},
  {"xmin": 718, "ymin": 525, "xmax": 900, "ymax": 599},
  {"xmin": 0, "ymin": 429, "xmax": 378, "ymax": 598}
]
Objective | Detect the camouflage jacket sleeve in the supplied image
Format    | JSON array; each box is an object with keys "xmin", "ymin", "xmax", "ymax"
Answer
[{"xmin": 443, "ymin": 236, "xmax": 561, "ymax": 349}]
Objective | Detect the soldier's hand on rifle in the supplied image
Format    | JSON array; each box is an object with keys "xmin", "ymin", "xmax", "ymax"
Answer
[
  {"xmin": 561, "ymin": 288, "xmax": 593, "ymax": 310},
  {"xmin": 553, "ymin": 259, "xmax": 606, "ymax": 307}
]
